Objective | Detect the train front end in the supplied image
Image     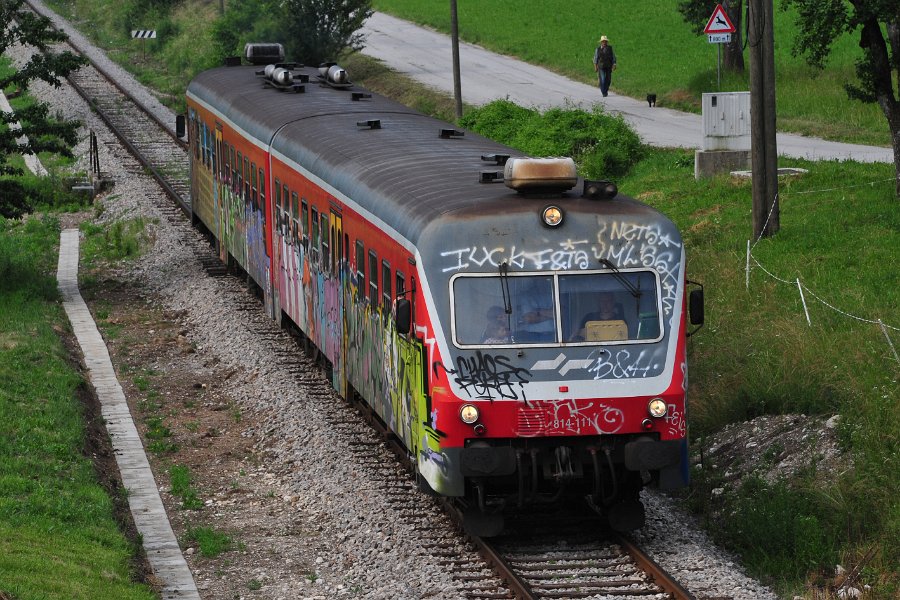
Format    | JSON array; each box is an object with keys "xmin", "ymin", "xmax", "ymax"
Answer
[{"xmin": 415, "ymin": 161, "xmax": 701, "ymax": 532}]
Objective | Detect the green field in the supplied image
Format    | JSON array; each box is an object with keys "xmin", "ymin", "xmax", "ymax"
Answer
[{"xmin": 373, "ymin": 0, "xmax": 889, "ymax": 146}]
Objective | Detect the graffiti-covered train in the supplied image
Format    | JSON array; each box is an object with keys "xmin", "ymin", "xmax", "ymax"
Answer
[{"xmin": 185, "ymin": 44, "xmax": 704, "ymax": 534}]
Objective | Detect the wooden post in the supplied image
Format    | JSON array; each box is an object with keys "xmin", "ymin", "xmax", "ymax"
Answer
[
  {"xmin": 748, "ymin": 0, "xmax": 779, "ymax": 239},
  {"xmin": 450, "ymin": 0, "xmax": 463, "ymax": 119}
]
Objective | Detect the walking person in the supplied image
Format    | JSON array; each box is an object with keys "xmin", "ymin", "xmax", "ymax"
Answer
[{"xmin": 593, "ymin": 35, "xmax": 617, "ymax": 97}]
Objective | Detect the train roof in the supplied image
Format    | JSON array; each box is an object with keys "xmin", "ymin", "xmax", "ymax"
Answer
[{"xmin": 187, "ymin": 64, "xmax": 667, "ymax": 246}]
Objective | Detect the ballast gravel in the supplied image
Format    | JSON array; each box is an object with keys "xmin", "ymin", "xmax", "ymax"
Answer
[{"xmin": 21, "ymin": 2, "xmax": 781, "ymax": 598}]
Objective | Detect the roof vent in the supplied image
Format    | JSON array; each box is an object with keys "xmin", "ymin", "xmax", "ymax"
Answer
[
  {"xmin": 503, "ymin": 158, "xmax": 577, "ymax": 193},
  {"xmin": 260, "ymin": 64, "xmax": 306, "ymax": 93},
  {"xmin": 318, "ymin": 63, "xmax": 352, "ymax": 88},
  {"xmin": 439, "ymin": 128, "xmax": 464, "ymax": 139},
  {"xmin": 481, "ymin": 153, "xmax": 510, "ymax": 165},
  {"xmin": 245, "ymin": 43, "xmax": 285, "ymax": 65}
]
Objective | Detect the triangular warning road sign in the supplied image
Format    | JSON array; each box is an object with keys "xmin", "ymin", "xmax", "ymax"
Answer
[{"xmin": 704, "ymin": 4, "xmax": 736, "ymax": 34}]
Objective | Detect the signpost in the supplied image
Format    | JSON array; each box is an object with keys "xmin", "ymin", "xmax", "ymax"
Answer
[
  {"xmin": 131, "ymin": 30, "xmax": 157, "ymax": 62},
  {"xmin": 703, "ymin": 4, "xmax": 736, "ymax": 89}
]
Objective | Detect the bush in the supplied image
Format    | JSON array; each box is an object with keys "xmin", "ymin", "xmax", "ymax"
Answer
[
  {"xmin": 0, "ymin": 179, "xmax": 33, "ymax": 219},
  {"xmin": 459, "ymin": 100, "xmax": 645, "ymax": 179}
]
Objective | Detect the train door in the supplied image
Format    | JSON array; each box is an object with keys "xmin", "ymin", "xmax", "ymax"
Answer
[
  {"xmin": 214, "ymin": 125, "xmax": 225, "ymax": 258},
  {"xmin": 331, "ymin": 210, "xmax": 345, "ymax": 394}
]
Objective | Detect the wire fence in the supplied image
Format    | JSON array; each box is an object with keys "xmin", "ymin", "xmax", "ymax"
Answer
[{"xmin": 745, "ymin": 176, "xmax": 900, "ymax": 366}]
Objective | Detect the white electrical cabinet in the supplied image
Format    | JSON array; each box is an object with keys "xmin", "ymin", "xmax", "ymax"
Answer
[{"xmin": 701, "ymin": 91, "xmax": 750, "ymax": 151}]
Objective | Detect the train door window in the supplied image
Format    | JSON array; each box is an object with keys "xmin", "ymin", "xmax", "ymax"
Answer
[
  {"xmin": 274, "ymin": 179, "xmax": 282, "ymax": 235},
  {"xmin": 310, "ymin": 207, "xmax": 320, "ymax": 264},
  {"xmin": 213, "ymin": 132, "xmax": 220, "ymax": 178},
  {"xmin": 258, "ymin": 167, "xmax": 265, "ymax": 211},
  {"xmin": 355, "ymin": 241, "xmax": 365, "ymax": 297},
  {"xmin": 250, "ymin": 162, "xmax": 258, "ymax": 210},
  {"xmin": 300, "ymin": 198, "xmax": 308, "ymax": 243},
  {"xmin": 368, "ymin": 251, "xmax": 379, "ymax": 306},
  {"xmin": 320, "ymin": 213, "xmax": 330, "ymax": 273},
  {"xmin": 331, "ymin": 223, "xmax": 337, "ymax": 273},
  {"xmin": 382, "ymin": 260, "xmax": 392, "ymax": 308},
  {"xmin": 243, "ymin": 156, "xmax": 250, "ymax": 204}
]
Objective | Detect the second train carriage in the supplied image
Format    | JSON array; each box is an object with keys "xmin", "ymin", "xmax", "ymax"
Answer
[{"xmin": 185, "ymin": 45, "xmax": 704, "ymax": 533}]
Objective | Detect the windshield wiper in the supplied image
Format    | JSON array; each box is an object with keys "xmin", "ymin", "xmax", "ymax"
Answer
[
  {"xmin": 599, "ymin": 258, "xmax": 642, "ymax": 298},
  {"xmin": 499, "ymin": 261, "xmax": 513, "ymax": 314}
]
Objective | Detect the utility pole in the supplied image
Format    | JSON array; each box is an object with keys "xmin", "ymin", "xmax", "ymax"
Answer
[
  {"xmin": 748, "ymin": 0, "xmax": 779, "ymax": 238},
  {"xmin": 450, "ymin": 0, "xmax": 463, "ymax": 119}
]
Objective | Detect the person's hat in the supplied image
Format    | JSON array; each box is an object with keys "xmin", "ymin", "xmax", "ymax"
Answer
[{"xmin": 599, "ymin": 35, "xmax": 609, "ymax": 43}]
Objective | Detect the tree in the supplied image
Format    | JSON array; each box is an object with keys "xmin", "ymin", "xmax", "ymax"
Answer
[
  {"xmin": 783, "ymin": 0, "xmax": 900, "ymax": 196},
  {"xmin": 280, "ymin": 0, "xmax": 373, "ymax": 66},
  {"xmin": 678, "ymin": 0, "xmax": 745, "ymax": 72},
  {"xmin": 0, "ymin": 0, "xmax": 85, "ymax": 182}
]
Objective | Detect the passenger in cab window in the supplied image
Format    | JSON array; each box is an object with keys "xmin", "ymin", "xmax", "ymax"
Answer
[
  {"xmin": 571, "ymin": 293, "xmax": 625, "ymax": 342},
  {"xmin": 482, "ymin": 306, "xmax": 511, "ymax": 344}
]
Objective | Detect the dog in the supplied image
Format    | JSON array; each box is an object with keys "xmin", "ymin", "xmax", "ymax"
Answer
[{"xmin": 647, "ymin": 93, "xmax": 657, "ymax": 107}]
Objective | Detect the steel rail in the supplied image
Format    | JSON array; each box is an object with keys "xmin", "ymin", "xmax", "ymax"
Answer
[
  {"xmin": 63, "ymin": 75, "xmax": 191, "ymax": 216},
  {"xmin": 616, "ymin": 533, "xmax": 696, "ymax": 600}
]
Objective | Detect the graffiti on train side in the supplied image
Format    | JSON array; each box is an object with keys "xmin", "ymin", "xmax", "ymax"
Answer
[
  {"xmin": 439, "ymin": 219, "xmax": 682, "ymax": 316},
  {"xmin": 434, "ymin": 351, "xmax": 531, "ymax": 401}
]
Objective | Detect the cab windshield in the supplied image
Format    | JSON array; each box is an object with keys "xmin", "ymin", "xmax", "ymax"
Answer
[{"xmin": 451, "ymin": 270, "xmax": 663, "ymax": 347}]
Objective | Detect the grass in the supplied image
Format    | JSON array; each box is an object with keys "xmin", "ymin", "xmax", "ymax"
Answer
[
  {"xmin": 615, "ymin": 148, "xmax": 899, "ymax": 597},
  {"xmin": 0, "ymin": 215, "xmax": 155, "ymax": 600},
  {"xmin": 372, "ymin": 0, "xmax": 890, "ymax": 146},
  {"xmin": 184, "ymin": 525, "xmax": 232, "ymax": 558}
]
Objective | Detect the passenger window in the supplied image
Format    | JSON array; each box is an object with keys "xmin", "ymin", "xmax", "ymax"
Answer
[
  {"xmin": 250, "ymin": 162, "xmax": 258, "ymax": 209},
  {"xmin": 356, "ymin": 241, "xmax": 365, "ymax": 296},
  {"xmin": 311, "ymin": 207, "xmax": 320, "ymax": 263},
  {"xmin": 320, "ymin": 213, "xmax": 330, "ymax": 272},
  {"xmin": 258, "ymin": 168, "xmax": 265, "ymax": 208},
  {"xmin": 382, "ymin": 261, "xmax": 392, "ymax": 309},
  {"xmin": 369, "ymin": 251, "xmax": 378, "ymax": 306},
  {"xmin": 301, "ymin": 199, "xmax": 308, "ymax": 242},
  {"xmin": 274, "ymin": 178, "xmax": 282, "ymax": 234}
]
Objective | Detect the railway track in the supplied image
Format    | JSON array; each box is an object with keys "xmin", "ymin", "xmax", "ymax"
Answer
[{"xmin": 28, "ymin": 6, "xmax": 698, "ymax": 596}]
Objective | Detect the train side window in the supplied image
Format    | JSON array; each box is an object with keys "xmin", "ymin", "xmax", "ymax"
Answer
[
  {"xmin": 396, "ymin": 271, "xmax": 405, "ymax": 296},
  {"xmin": 320, "ymin": 213, "xmax": 330, "ymax": 273},
  {"xmin": 243, "ymin": 156, "xmax": 250, "ymax": 204},
  {"xmin": 223, "ymin": 142, "xmax": 230, "ymax": 184},
  {"xmin": 274, "ymin": 179, "xmax": 282, "ymax": 234},
  {"xmin": 213, "ymin": 134, "xmax": 219, "ymax": 178},
  {"xmin": 236, "ymin": 151, "xmax": 243, "ymax": 195},
  {"xmin": 356, "ymin": 241, "xmax": 365, "ymax": 297},
  {"xmin": 300, "ymin": 198, "xmax": 308, "ymax": 242},
  {"xmin": 290, "ymin": 191, "xmax": 299, "ymax": 245},
  {"xmin": 230, "ymin": 146, "xmax": 236, "ymax": 189},
  {"xmin": 382, "ymin": 260, "xmax": 392, "ymax": 308},
  {"xmin": 368, "ymin": 251, "xmax": 379, "ymax": 306},
  {"xmin": 258, "ymin": 167, "xmax": 265, "ymax": 210},
  {"xmin": 311, "ymin": 207, "xmax": 320, "ymax": 264},
  {"xmin": 250, "ymin": 162, "xmax": 258, "ymax": 210}
]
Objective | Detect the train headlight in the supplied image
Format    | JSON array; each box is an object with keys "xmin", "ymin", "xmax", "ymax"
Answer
[
  {"xmin": 648, "ymin": 398, "xmax": 668, "ymax": 418},
  {"xmin": 541, "ymin": 205, "xmax": 563, "ymax": 227},
  {"xmin": 459, "ymin": 403, "xmax": 480, "ymax": 424}
]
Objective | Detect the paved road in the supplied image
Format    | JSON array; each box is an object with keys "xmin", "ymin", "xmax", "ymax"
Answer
[{"xmin": 361, "ymin": 12, "xmax": 893, "ymax": 164}]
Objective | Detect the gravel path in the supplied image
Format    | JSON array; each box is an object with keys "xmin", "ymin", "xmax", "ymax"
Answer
[{"xmin": 20, "ymin": 2, "xmax": 781, "ymax": 598}]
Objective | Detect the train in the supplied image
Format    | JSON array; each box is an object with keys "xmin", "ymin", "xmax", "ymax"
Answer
[{"xmin": 184, "ymin": 43, "xmax": 704, "ymax": 535}]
